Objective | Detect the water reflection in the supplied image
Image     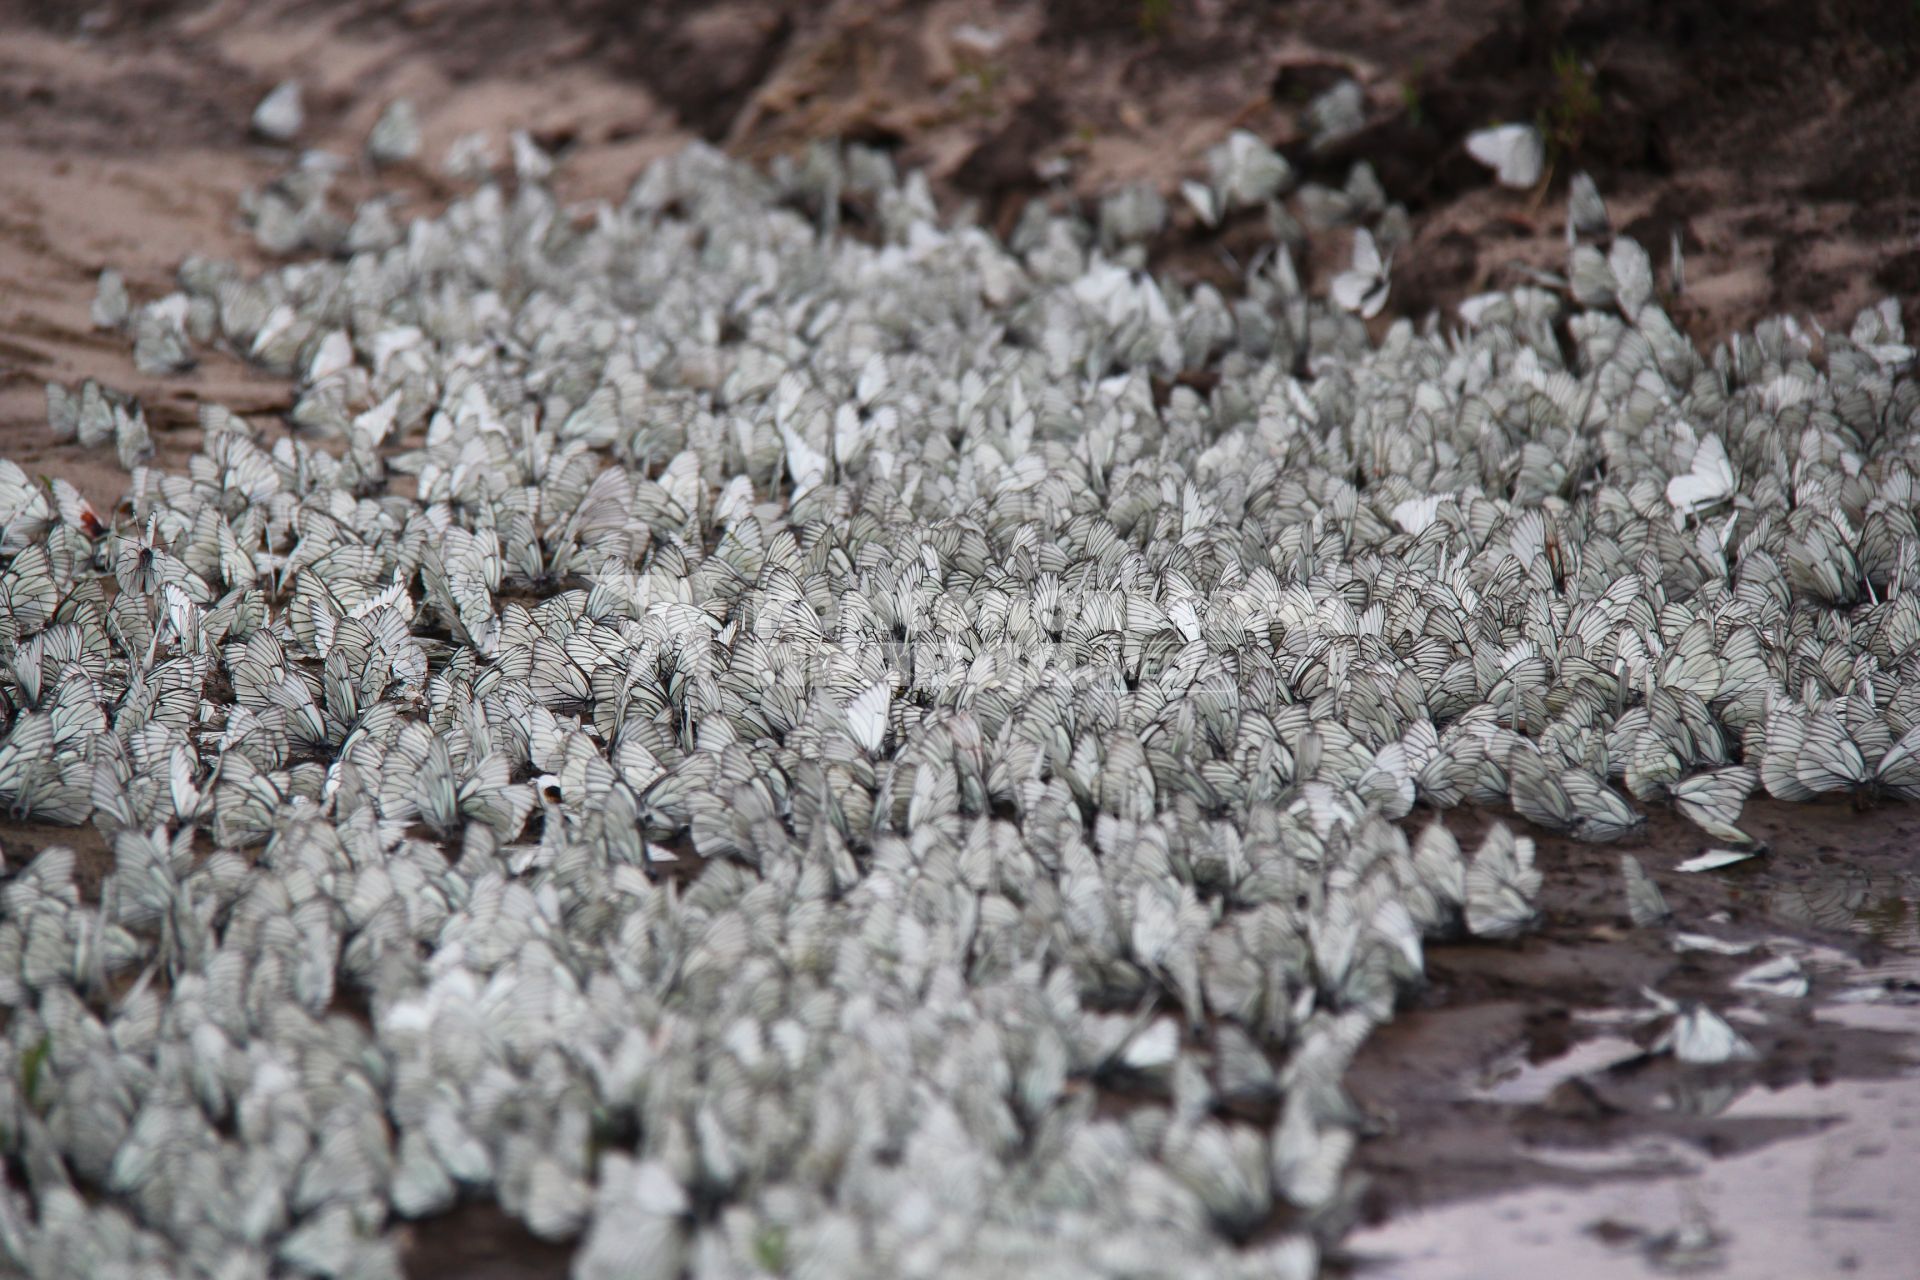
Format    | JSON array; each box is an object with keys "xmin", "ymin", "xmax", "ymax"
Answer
[
  {"xmin": 1766, "ymin": 868, "xmax": 1920, "ymax": 947},
  {"xmin": 1351, "ymin": 799, "xmax": 1920, "ymax": 1276},
  {"xmin": 1365, "ymin": 947, "xmax": 1920, "ymax": 1276},
  {"xmin": 1353, "ymin": 1052, "xmax": 1920, "ymax": 1279},
  {"xmin": 1659, "ymin": 1076, "xmax": 1744, "ymax": 1120},
  {"xmin": 1468, "ymin": 1036, "xmax": 1643, "ymax": 1105}
]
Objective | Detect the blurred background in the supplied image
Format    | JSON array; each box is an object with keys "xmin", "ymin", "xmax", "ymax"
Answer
[{"xmin": 4, "ymin": 2, "xmax": 1916, "ymax": 436}]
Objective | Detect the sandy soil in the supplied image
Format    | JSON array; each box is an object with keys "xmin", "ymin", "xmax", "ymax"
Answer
[{"xmin": 2, "ymin": 2, "xmax": 1918, "ymax": 1276}]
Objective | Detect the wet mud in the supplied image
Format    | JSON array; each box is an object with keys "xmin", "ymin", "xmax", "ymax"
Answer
[{"xmin": 1339, "ymin": 800, "xmax": 1920, "ymax": 1277}]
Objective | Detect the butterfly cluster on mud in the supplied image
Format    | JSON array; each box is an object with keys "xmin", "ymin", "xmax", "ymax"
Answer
[{"xmin": 0, "ymin": 107, "xmax": 1915, "ymax": 1280}]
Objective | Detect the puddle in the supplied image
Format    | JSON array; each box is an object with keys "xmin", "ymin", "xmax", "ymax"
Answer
[
  {"xmin": 1343, "ymin": 800, "xmax": 1920, "ymax": 1278},
  {"xmin": 1468, "ymin": 1036, "xmax": 1646, "ymax": 1106},
  {"xmin": 1768, "ymin": 870, "xmax": 1920, "ymax": 949},
  {"xmin": 1348, "ymin": 934, "xmax": 1920, "ymax": 1280},
  {"xmin": 1359, "ymin": 967, "xmax": 1920, "ymax": 1274},
  {"xmin": 1817, "ymin": 989, "xmax": 1920, "ymax": 1035},
  {"xmin": 1348, "ymin": 1028, "xmax": 1920, "ymax": 1279}
]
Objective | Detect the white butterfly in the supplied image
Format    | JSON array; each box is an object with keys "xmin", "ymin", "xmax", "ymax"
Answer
[
  {"xmin": 1465, "ymin": 123, "xmax": 1544, "ymax": 188},
  {"xmin": 1609, "ymin": 236, "xmax": 1654, "ymax": 313},
  {"xmin": 1305, "ymin": 79, "xmax": 1366, "ymax": 149},
  {"xmin": 1206, "ymin": 129, "xmax": 1291, "ymax": 210},
  {"xmin": 367, "ymin": 99, "xmax": 421, "ymax": 166},
  {"xmin": 1390, "ymin": 493, "xmax": 1448, "ymax": 535},
  {"xmin": 573, "ymin": 1157, "xmax": 689, "ymax": 1280},
  {"xmin": 1665, "ymin": 435, "xmax": 1735, "ymax": 516},
  {"xmin": 1620, "ymin": 854, "xmax": 1671, "ymax": 928},
  {"xmin": 443, "ymin": 129, "xmax": 497, "ymax": 180},
  {"xmin": 91, "ymin": 269, "xmax": 129, "ymax": 330},
  {"xmin": 1119, "ymin": 1016, "xmax": 1180, "ymax": 1070},
  {"xmin": 1180, "ymin": 179, "xmax": 1220, "ymax": 229},
  {"xmin": 1272, "ymin": 1091, "xmax": 1356, "ymax": 1210},
  {"xmin": 1644, "ymin": 990, "xmax": 1759, "ymax": 1064},
  {"xmin": 1732, "ymin": 955, "xmax": 1808, "ymax": 999},
  {"xmin": 777, "ymin": 418, "xmax": 828, "ymax": 499},
  {"xmin": 1876, "ymin": 724, "xmax": 1920, "ymax": 800},
  {"xmin": 1671, "ymin": 766, "xmax": 1756, "ymax": 843},
  {"xmin": 251, "ymin": 80, "xmax": 304, "ymax": 142},
  {"xmin": 1330, "ymin": 228, "xmax": 1391, "ymax": 319},
  {"xmin": 844, "ymin": 679, "xmax": 891, "ymax": 756},
  {"xmin": 510, "ymin": 129, "xmax": 553, "ymax": 183},
  {"xmin": 1465, "ymin": 823, "xmax": 1542, "ymax": 939},
  {"xmin": 1675, "ymin": 849, "xmax": 1757, "ymax": 873},
  {"xmin": 1566, "ymin": 171, "xmax": 1609, "ymax": 241},
  {"xmin": 1672, "ymin": 932, "xmax": 1759, "ymax": 956}
]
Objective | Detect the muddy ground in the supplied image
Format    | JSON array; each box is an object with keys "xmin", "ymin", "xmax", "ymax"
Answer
[
  {"xmin": 1338, "ymin": 799, "xmax": 1920, "ymax": 1277},
  {"xmin": 2, "ymin": 1, "xmax": 1918, "ymax": 1276}
]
